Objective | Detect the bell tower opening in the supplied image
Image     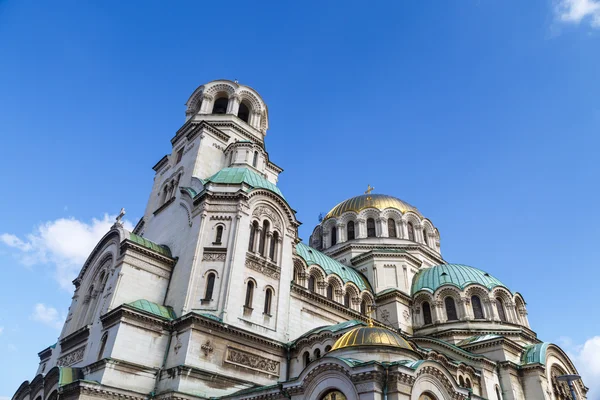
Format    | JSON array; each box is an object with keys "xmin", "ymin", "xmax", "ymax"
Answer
[
  {"xmin": 238, "ymin": 101, "xmax": 250, "ymax": 122},
  {"xmin": 212, "ymin": 96, "xmax": 229, "ymax": 114}
]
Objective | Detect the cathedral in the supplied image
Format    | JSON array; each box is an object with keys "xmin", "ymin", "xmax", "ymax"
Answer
[{"xmin": 12, "ymin": 80, "xmax": 587, "ymax": 400}]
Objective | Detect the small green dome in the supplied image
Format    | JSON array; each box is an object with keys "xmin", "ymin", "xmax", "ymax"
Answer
[{"xmin": 411, "ymin": 264, "xmax": 507, "ymax": 295}]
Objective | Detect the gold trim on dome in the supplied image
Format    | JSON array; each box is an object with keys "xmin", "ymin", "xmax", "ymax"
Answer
[
  {"xmin": 330, "ymin": 326, "xmax": 413, "ymax": 351},
  {"xmin": 324, "ymin": 194, "xmax": 421, "ymax": 220}
]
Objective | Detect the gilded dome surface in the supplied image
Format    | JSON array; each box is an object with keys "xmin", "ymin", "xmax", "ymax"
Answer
[
  {"xmin": 331, "ymin": 326, "xmax": 413, "ymax": 351},
  {"xmin": 324, "ymin": 194, "xmax": 421, "ymax": 220},
  {"xmin": 411, "ymin": 264, "xmax": 506, "ymax": 295}
]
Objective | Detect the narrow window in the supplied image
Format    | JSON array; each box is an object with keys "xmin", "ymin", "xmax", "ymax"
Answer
[
  {"xmin": 471, "ymin": 295, "xmax": 484, "ymax": 319},
  {"xmin": 259, "ymin": 220, "xmax": 269, "ymax": 256},
  {"xmin": 212, "ymin": 97, "xmax": 228, "ymax": 114},
  {"xmin": 422, "ymin": 301, "xmax": 432, "ymax": 325},
  {"xmin": 314, "ymin": 348, "xmax": 321, "ymax": 359},
  {"xmin": 407, "ymin": 222, "xmax": 415, "ymax": 241},
  {"xmin": 248, "ymin": 221, "xmax": 258, "ymax": 251},
  {"xmin": 326, "ymin": 284, "xmax": 333, "ymax": 300},
  {"xmin": 331, "ymin": 226, "xmax": 337, "ymax": 246},
  {"xmin": 360, "ymin": 299, "xmax": 367, "ymax": 315},
  {"xmin": 423, "ymin": 228, "xmax": 428, "ymax": 245},
  {"xmin": 252, "ymin": 151, "xmax": 258, "ymax": 167},
  {"xmin": 176, "ymin": 148, "xmax": 184, "ymax": 163},
  {"xmin": 344, "ymin": 292, "xmax": 350, "ymax": 307},
  {"xmin": 459, "ymin": 376, "xmax": 465, "ymax": 387},
  {"xmin": 269, "ymin": 232, "xmax": 278, "ymax": 261},
  {"xmin": 293, "ymin": 267, "xmax": 298, "ymax": 282},
  {"xmin": 465, "ymin": 378, "xmax": 472, "ymax": 389},
  {"xmin": 303, "ymin": 351, "xmax": 310, "ymax": 367},
  {"xmin": 245, "ymin": 281, "xmax": 254, "ymax": 309},
  {"xmin": 325, "ymin": 345, "xmax": 332, "ymax": 352},
  {"xmin": 388, "ymin": 218, "xmax": 397, "ymax": 237},
  {"xmin": 367, "ymin": 218, "xmax": 376, "ymax": 237},
  {"xmin": 97, "ymin": 333, "xmax": 108, "ymax": 361},
  {"xmin": 445, "ymin": 297, "xmax": 458, "ymax": 321},
  {"xmin": 347, "ymin": 221, "xmax": 355, "ymax": 240},
  {"xmin": 495, "ymin": 386, "xmax": 502, "ymax": 400},
  {"xmin": 238, "ymin": 102, "xmax": 250, "ymax": 123},
  {"xmin": 204, "ymin": 273, "xmax": 215, "ymax": 300},
  {"xmin": 215, "ymin": 226, "xmax": 223, "ymax": 244},
  {"xmin": 308, "ymin": 275, "xmax": 316, "ymax": 292},
  {"xmin": 496, "ymin": 298, "xmax": 507, "ymax": 322},
  {"xmin": 264, "ymin": 288, "xmax": 273, "ymax": 315}
]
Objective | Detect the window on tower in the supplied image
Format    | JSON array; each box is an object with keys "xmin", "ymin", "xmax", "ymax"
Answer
[
  {"xmin": 252, "ymin": 151, "xmax": 258, "ymax": 167},
  {"xmin": 214, "ymin": 226, "xmax": 223, "ymax": 245},
  {"xmin": 212, "ymin": 97, "xmax": 229, "ymax": 114},
  {"xmin": 326, "ymin": 284, "xmax": 333, "ymax": 300},
  {"xmin": 445, "ymin": 297, "xmax": 458, "ymax": 321},
  {"xmin": 331, "ymin": 226, "xmax": 337, "ymax": 246},
  {"xmin": 496, "ymin": 298, "xmax": 507, "ymax": 322},
  {"xmin": 388, "ymin": 218, "xmax": 397, "ymax": 237},
  {"xmin": 176, "ymin": 148, "xmax": 184, "ymax": 164},
  {"xmin": 422, "ymin": 301, "xmax": 432, "ymax": 325},
  {"xmin": 204, "ymin": 272, "xmax": 216, "ymax": 301},
  {"xmin": 244, "ymin": 281, "xmax": 255, "ymax": 309},
  {"xmin": 264, "ymin": 288, "xmax": 273, "ymax": 315},
  {"xmin": 367, "ymin": 218, "xmax": 376, "ymax": 237},
  {"xmin": 238, "ymin": 101, "xmax": 250, "ymax": 122},
  {"xmin": 423, "ymin": 228, "xmax": 428, "ymax": 245},
  {"xmin": 347, "ymin": 221, "xmax": 355, "ymax": 240},
  {"xmin": 471, "ymin": 295, "xmax": 484, "ymax": 319},
  {"xmin": 407, "ymin": 222, "xmax": 415, "ymax": 241}
]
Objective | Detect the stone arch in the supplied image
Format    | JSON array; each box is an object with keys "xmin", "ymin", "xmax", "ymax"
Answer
[
  {"xmin": 308, "ymin": 265, "xmax": 327, "ymax": 282},
  {"xmin": 545, "ymin": 344, "xmax": 587, "ymax": 397},
  {"xmin": 184, "ymin": 84, "xmax": 206, "ymax": 116},
  {"xmin": 338, "ymin": 211, "xmax": 359, "ymax": 225},
  {"xmin": 205, "ymin": 82, "xmax": 236, "ymax": 97},
  {"xmin": 412, "ymin": 363, "xmax": 466, "ymax": 400},
  {"xmin": 435, "ymin": 287, "xmax": 463, "ymax": 321},
  {"xmin": 248, "ymin": 190, "xmax": 298, "ymax": 232},
  {"xmin": 237, "ymin": 89, "xmax": 263, "ymax": 112},
  {"xmin": 413, "ymin": 292, "xmax": 435, "ymax": 325},
  {"xmin": 300, "ymin": 360, "xmax": 358, "ymax": 400},
  {"xmin": 251, "ymin": 202, "xmax": 284, "ymax": 234},
  {"xmin": 514, "ymin": 293, "xmax": 528, "ymax": 326},
  {"xmin": 293, "ymin": 257, "xmax": 308, "ymax": 284},
  {"xmin": 403, "ymin": 211, "xmax": 422, "ymax": 226}
]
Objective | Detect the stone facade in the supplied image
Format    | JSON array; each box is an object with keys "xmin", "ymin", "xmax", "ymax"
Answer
[{"xmin": 12, "ymin": 80, "xmax": 586, "ymax": 400}]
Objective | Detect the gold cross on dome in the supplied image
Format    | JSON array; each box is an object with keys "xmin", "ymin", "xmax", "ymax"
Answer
[{"xmin": 365, "ymin": 185, "xmax": 374, "ymax": 195}]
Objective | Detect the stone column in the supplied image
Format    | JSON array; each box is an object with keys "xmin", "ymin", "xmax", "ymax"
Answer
[
  {"xmin": 378, "ymin": 217, "xmax": 387, "ymax": 237},
  {"xmin": 486, "ymin": 297, "xmax": 500, "ymax": 321},
  {"xmin": 251, "ymin": 110, "xmax": 261, "ymax": 129},
  {"xmin": 337, "ymin": 223, "xmax": 344, "ymax": 243},
  {"xmin": 461, "ymin": 297, "xmax": 472, "ymax": 321},
  {"xmin": 199, "ymin": 94, "xmax": 214, "ymax": 114},
  {"xmin": 253, "ymin": 226, "xmax": 263, "ymax": 253},
  {"xmin": 414, "ymin": 224, "xmax": 423, "ymax": 243},
  {"xmin": 265, "ymin": 232, "xmax": 273, "ymax": 260},
  {"xmin": 228, "ymin": 94, "xmax": 240, "ymax": 115},
  {"xmin": 398, "ymin": 219, "xmax": 406, "ymax": 239},
  {"xmin": 357, "ymin": 218, "xmax": 366, "ymax": 238}
]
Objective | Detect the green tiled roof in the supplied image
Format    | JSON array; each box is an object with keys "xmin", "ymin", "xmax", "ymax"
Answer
[
  {"xmin": 59, "ymin": 367, "xmax": 83, "ymax": 387},
  {"xmin": 458, "ymin": 334, "xmax": 502, "ymax": 346},
  {"xmin": 521, "ymin": 342, "xmax": 550, "ymax": 365},
  {"xmin": 411, "ymin": 264, "xmax": 507, "ymax": 294},
  {"xmin": 296, "ymin": 243, "xmax": 371, "ymax": 291},
  {"xmin": 288, "ymin": 320, "xmax": 365, "ymax": 346},
  {"xmin": 128, "ymin": 299, "xmax": 177, "ymax": 320},
  {"xmin": 204, "ymin": 167, "xmax": 284, "ymax": 198},
  {"xmin": 128, "ymin": 233, "xmax": 172, "ymax": 258}
]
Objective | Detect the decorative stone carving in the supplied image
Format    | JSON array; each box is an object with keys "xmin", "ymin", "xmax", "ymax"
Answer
[
  {"xmin": 203, "ymin": 252, "xmax": 226, "ymax": 262},
  {"xmin": 245, "ymin": 255, "xmax": 280, "ymax": 279},
  {"xmin": 224, "ymin": 347, "xmax": 279, "ymax": 375},
  {"xmin": 174, "ymin": 336, "xmax": 182, "ymax": 354},
  {"xmin": 57, "ymin": 347, "xmax": 85, "ymax": 366},
  {"xmin": 253, "ymin": 205, "xmax": 282, "ymax": 230},
  {"xmin": 403, "ymin": 310, "xmax": 410, "ymax": 321},
  {"xmin": 201, "ymin": 340, "xmax": 213, "ymax": 357}
]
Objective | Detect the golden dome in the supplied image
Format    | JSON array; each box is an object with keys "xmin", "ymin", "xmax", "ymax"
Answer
[
  {"xmin": 323, "ymin": 194, "xmax": 421, "ymax": 221},
  {"xmin": 331, "ymin": 326, "xmax": 413, "ymax": 351}
]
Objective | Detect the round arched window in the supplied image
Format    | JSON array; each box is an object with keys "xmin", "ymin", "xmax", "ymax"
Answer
[
  {"xmin": 418, "ymin": 393, "xmax": 437, "ymax": 400},
  {"xmin": 320, "ymin": 390, "xmax": 347, "ymax": 400}
]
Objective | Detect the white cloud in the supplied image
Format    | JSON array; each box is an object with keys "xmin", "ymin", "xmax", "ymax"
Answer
[
  {"xmin": 1, "ymin": 214, "xmax": 132, "ymax": 289},
  {"xmin": 31, "ymin": 303, "xmax": 64, "ymax": 330},
  {"xmin": 559, "ymin": 336, "xmax": 600, "ymax": 399},
  {"xmin": 555, "ymin": 0, "xmax": 600, "ymax": 28}
]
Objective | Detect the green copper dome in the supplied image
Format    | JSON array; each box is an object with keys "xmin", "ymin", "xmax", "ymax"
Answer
[{"xmin": 411, "ymin": 264, "xmax": 507, "ymax": 295}]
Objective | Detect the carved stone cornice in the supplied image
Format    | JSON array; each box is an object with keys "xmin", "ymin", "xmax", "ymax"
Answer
[
  {"xmin": 100, "ymin": 305, "xmax": 170, "ymax": 333},
  {"xmin": 375, "ymin": 288, "xmax": 412, "ymax": 304},
  {"xmin": 326, "ymin": 242, "xmax": 444, "ymax": 265},
  {"xmin": 59, "ymin": 325, "xmax": 90, "ymax": 351},
  {"xmin": 246, "ymin": 252, "xmax": 281, "ymax": 279},
  {"xmin": 59, "ymin": 379, "xmax": 147, "ymax": 400},
  {"xmin": 120, "ymin": 239, "xmax": 176, "ymax": 266}
]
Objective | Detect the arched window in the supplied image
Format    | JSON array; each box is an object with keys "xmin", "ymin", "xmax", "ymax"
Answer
[
  {"xmin": 495, "ymin": 386, "xmax": 502, "ymax": 400},
  {"xmin": 407, "ymin": 222, "xmax": 415, "ymax": 241},
  {"xmin": 252, "ymin": 151, "xmax": 258, "ymax": 167},
  {"xmin": 325, "ymin": 345, "xmax": 332, "ymax": 352},
  {"xmin": 347, "ymin": 221, "xmax": 355, "ymax": 240},
  {"xmin": 423, "ymin": 228, "xmax": 428, "ymax": 245},
  {"xmin": 314, "ymin": 348, "xmax": 321, "ymax": 359},
  {"xmin": 238, "ymin": 101, "xmax": 250, "ymax": 122},
  {"xmin": 360, "ymin": 299, "xmax": 367, "ymax": 315},
  {"xmin": 248, "ymin": 221, "xmax": 258, "ymax": 251},
  {"xmin": 303, "ymin": 351, "xmax": 310, "ymax": 367},
  {"xmin": 212, "ymin": 97, "xmax": 228, "ymax": 114},
  {"xmin": 259, "ymin": 220, "xmax": 269, "ymax": 256},
  {"xmin": 204, "ymin": 273, "xmax": 215, "ymax": 300},
  {"xmin": 418, "ymin": 394, "xmax": 437, "ymax": 400},
  {"xmin": 264, "ymin": 288, "xmax": 273, "ymax": 315},
  {"xmin": 422, "ymin": 301, "xmax": 432, "ymax": 325},
  {"xmin": 215, "ymin": 226, "xmax": 223, "ymax": 244},
  {"xmin": 245, "ymin": 281, "xmax": 254, "ymax": 309},
  {"xmin": 496, "ymin": 297, "xmax": 507, "ymax": 322},
  {"xmin": 331, "ymin": 226, "xmax": 337, "ymax": 246},
  {"xmin": 321, "ymin": 390, "xmax": 347, "ymax": 400},
  {"xmin": 367, "ymin": 218, "xmax": 376, "ymax": 237},
  {"xmin": 459, "ymin": 376, "xmax": 465, "ymax": 387},
  {"xmin": 465, "ymin": 378, "xmax": 472, "ymax": 389},
  {"xmin": 308, "ymin": 275, "xmax": 316, "ymax": 292},
  {"xmin": 471, "ymin": 295, "xmax": 484, "ymax": 319},
  {"xmin": 344, "ymin": 292, "xmax": 350, "ymax": 307},
  {"xmin": 97, "ymin": 333, "xmax": 108, "ymax": 361},
  {"xmin": 445, "ymin": 297, "xmax": 458, "ymax": 321},
  {"xmin": 388, "ymin": 218, "xmax": 397, "ymax": 237},
  {"xmin": 326, "ymin": 284, "xmax": 333, "ymax": 300},
  {"xmin": 269, "ymin": 232, "xmax": 279, "ymax": 262}
]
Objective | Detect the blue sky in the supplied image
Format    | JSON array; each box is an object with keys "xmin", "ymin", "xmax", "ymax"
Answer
[{"xmin": 1, "ymin": 0, "xmax": 599, "ymax": 397}]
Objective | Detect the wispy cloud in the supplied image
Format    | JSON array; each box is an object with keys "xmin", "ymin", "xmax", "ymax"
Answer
[
  {"xmin": 1, "ymin": 214, "xmax": 132, "ymax": 290},
  {"xmin": 555, "ymin": 0, "xmax": 600, "ymax": 28},
  {"xmin": 31, "ymin": 303, "xmax": 65, "ymax": 331},
  {"xmin": 559, "ymin": 336, "xmax": 600, "ymax": 398}
]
